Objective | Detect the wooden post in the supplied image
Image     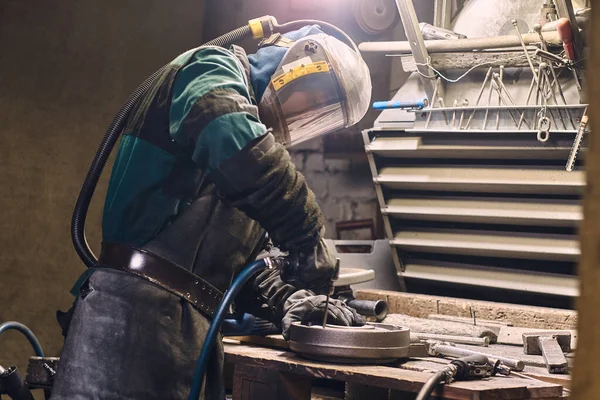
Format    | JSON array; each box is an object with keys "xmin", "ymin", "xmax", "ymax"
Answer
[{"xmin": 571, "ymin": 5, "xmax": 599, "ymax": 399}]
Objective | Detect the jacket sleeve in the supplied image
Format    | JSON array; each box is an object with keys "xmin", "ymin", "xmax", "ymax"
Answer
[{"xmin": 170, "ymin": 46, "xmax": 325, "ymax": 252}]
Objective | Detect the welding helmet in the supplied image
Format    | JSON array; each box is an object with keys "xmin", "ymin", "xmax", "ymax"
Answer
[{"xmin": 258, "ymin": 33, "xmax": 372, "ymax": 147}]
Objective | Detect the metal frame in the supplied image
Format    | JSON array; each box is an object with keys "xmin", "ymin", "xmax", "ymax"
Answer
[
  {"xmin": 394, "ymin": 0, "xmax": 439, "ymax": 101},
  {"xmin": 433, "ymin": 0, "xmax": 452, "ymax": 29}
]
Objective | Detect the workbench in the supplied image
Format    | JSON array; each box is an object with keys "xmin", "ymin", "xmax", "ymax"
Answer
[{"xmin": 223, "ymin": 340, "xmax": 567, "ymax": 400}]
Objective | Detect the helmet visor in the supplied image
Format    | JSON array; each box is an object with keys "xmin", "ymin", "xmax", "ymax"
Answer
[{"xmin": 273, "ymin": 66, "xmax": 345, "ymax": 146}]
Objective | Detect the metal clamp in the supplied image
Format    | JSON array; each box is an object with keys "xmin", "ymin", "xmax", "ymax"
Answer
[{"xmin": 537, "ymin": 116, "xmax": 551, "ymax": 142}]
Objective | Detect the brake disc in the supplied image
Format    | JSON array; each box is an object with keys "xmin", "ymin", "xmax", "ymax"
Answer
[{"xmin": 288, "ymin": 322, "xmax": 410, "ymax": 364}]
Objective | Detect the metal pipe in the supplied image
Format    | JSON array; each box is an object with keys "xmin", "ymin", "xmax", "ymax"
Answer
[
  {"xmin": 346, "ymin": 300, "xmax": 389, "ymax": 321},
  {"xmin": 358, "ymin": 31, "xmax": 562, "ymax": 54},
  {"xmin": 419, "ymin": 334, "xmax": 490, "ymax": 347}
]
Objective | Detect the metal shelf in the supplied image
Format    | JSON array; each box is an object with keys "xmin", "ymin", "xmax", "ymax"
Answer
[
  {"xmin": 375, "ymin": 167, "xmax": 585, "ymax": 195},
  {"xmin": 391, "ymin": 229, "xmax": 579, "ymax": 262},
  {"xmin": 384, "ymin": 197, "xmax": 581, "ymax": 227}
]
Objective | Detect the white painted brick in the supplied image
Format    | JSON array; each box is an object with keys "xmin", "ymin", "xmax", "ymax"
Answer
[
  {"xmin": 324, "ymin": 158, "xmax": 351, "ymax": 173},
  {"xmin": 304, "ymin": 153, "xmax": 326, "ymax": 173},
  {"xmin": 290, "ymin": 152, "xmax": 306, "ymax": 172}
]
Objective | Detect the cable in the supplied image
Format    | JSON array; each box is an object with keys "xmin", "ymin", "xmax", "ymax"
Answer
[
  {"xmin": 188, "ymin": 258, "xmax": 284, "ymax": 400},
  {"xmin": 415, "ymin": 370, "xmax": 446, "ymax": 400},
  {"xmin": 0, "ymin": 322, "xmax": 44, "ymax": 358}
]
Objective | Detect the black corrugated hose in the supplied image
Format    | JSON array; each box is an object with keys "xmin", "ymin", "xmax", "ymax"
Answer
[
  {"xmin": 71, "ymin": 26, "xmax": 253, "ymax": 269},
  {"xmin": 415, "ymin": 370, "xmax": 447, "ymax": 400}
]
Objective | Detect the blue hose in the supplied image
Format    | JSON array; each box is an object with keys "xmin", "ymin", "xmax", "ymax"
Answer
[
  {"xmin": 0, "ymin": 321, "xmax": 44, "ymax": 358},
  {"xmin": 188, "ymin": 258, "xmax": 275, "ymax": 400}
]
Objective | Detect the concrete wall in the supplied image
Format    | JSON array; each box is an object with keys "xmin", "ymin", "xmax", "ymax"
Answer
[{"xmin": 0, "ymin": 0, "xmax": 205, "ymax": 375}]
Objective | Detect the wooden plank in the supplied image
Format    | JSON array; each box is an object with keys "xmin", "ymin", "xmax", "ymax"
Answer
[
  {"xmin": 497, "ymin": 327, "xmax": 578, "ymax": 349},
  {"xmin": 401, "ymin": 51, "xmax": 530, "ymax": 72},
  {"xmin": 357, "ymin": 290, "xmax": 577, "ymax": 330},
  {"xmin": 428, "ymin": 314, "xmax": 513, "ymax": 327},
  {"xmin": 384, "ymin": 314, "xmax": 500, "ymax": 342},
  {"xmin": 224, "ymin": 343, "xmax": 562, "ymax": 400},
  {"xmin": 571, "ymin": 3, "xmax": 599, "ymax": 397}
]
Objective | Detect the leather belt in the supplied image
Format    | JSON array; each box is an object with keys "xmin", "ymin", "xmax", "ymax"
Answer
[{"xmin": 98, "ymin": 242, "xmax": 224, "ymax": 318}]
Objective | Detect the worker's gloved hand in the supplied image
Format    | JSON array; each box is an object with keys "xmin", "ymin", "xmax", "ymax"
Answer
[
  {"xmin": 281, "ymin": 238, "xmax": 337, "ymax": 293},
  {"xmin": 281, "ymin": 290, "xmax": 365, "ymax": 340}
]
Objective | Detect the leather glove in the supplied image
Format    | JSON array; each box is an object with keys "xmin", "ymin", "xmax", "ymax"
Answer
[
  {"xmin": 281, "ymin": 290, "xmax": 365, "ymax": 340},
  {"xmin": 282, "ymin": 237, "xmax": 337, "ymax": 293}
]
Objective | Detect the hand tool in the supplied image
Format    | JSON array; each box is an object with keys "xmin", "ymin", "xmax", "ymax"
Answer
[
  {"xmin": 522, "ymin": 331, "xmax": 571, "ymax": 374},
  {"xmin": 322, "ymin": 259, "xmax": 340, "ymax": 328},
  {"xmin": 482, "ymin": 75, "xmax": 495, "ymax": 130},
  {"xmin": 566, "ymin": 107, "xmax": 588, "ymax": 172},
  {"xmin": 437, "ymin": 98, "xmax": 449, "ymax": 124},
  {"xmin": 464, "ymin": 67, "xmax": 492, "ymax": 130},
  {"xmin": 425, "ymin": 78, "xmax": 441, "ymax": 129},
  {"xmin": 451, "ymin": 99, "xmax": 458, "ymax": 129},
  {"xmin": 556, "ymin": 18, "xmax": 582, "ymax": 91},
  {"xmin": 415, "ymin": 354, "xmax": 496, "ymax": 400},
  {"xmin": 458, "ymin": 99, "xmax": 468, "ymax": 129},
  {"xmin": 425, "ymin": 341, "xmax": 525, "ymax": 371},
  {"xmin": 512, "ymin": 19, "xmax": 539, "ymax": 86},
  {"xmin": 372, "ymin": 99, "xmax": 428, "ymax": 110},
  {"xmin": 495, "ymin": 66, "xmax": 504, "ymax": 130}
]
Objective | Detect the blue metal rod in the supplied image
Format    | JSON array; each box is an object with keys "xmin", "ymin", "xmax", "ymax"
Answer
[
  {"xmin": 0, "ymin": 321, "xmax": 44, "ymax": 358},
  {"xmin": 188, "ymin": 258, "xmax": 271, "ymax": 400},
  {"xmin": 372, "ymin": 99, "xmax": 427, "ymax": 110}
]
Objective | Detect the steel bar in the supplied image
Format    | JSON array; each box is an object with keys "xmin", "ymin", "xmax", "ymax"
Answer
[
  {"xmin": 496, "ymin": 66, "xmax": 504, "ymax": 130},
  {"xmin": 491, "ymin": 80, "xmax": 522, "ymax": 129},
  {"xmin": 482, "ymin": 78, "xmax": 494, "ymax": 130},
  {"xmin": 493, "ymin": 73, "xmax": 530, "ymax": 129},
  {"xmin": 358, "ymin": 31, "xmax": 562, "ymax": 54},
  {"xmin": 425, "ymin": 78, "xmax": 441, "ymax": 129},
  {"xmin": 464, "ymin": 67, "xmax": 493, "ymax": 130},
  {"xmin": 512, "ymin": 19, "xmax": 539, "ymax": 88},
  {"xmin": 394, "ymin": 0, "xmax": 437, "ymax": 100},
  {"xmin": 418, "ymin": 104, "xmax": 588, "ymax": 111}
]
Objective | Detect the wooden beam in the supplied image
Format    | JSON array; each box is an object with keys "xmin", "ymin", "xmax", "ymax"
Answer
[
  {"xmin": 400, "ymin": 51, "xmax": 530, "ymax": 72},
  {"xmin": 356, "ymin": 290, "xmax": 577, "ymax": 330},
  {"xmin": 570, "ymin": 3, "xmax": 598, "ymax": 398}
]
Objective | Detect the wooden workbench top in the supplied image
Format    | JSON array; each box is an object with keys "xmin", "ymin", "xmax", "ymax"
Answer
[{"xmin": 224, "ymin": 342, "xmax": 564, "ymax": 400}]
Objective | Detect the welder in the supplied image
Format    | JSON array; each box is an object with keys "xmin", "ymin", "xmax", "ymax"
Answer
[{"xmin": 50, "ymin": 24, "xmax": 372, "ymax": 399}]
